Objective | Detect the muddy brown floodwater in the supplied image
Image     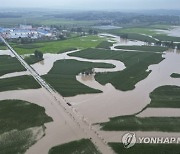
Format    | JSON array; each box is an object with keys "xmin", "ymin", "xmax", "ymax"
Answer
[
  {"xmin": 66, "ymin": 49, "xmax": 180, "ymax": 123},
  {"xmin": 156, "ymin": 26, "xmax": 180, "ymax": 38},
  {"xmin": 0, "ymin": 88, "xmax": 85, "ymax": 154}
]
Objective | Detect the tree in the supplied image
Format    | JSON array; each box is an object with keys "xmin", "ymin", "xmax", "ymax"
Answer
[
  {"xmin": 177, "ymin": 44, "xmax": 180, "ymax": 50},
  {"xmin": 93, "ymin": 30, "xmax": 98, "ymax": 35},
  {"xmin": 155, "ymin": 41, "xmax": 162, "ymax": 46},
  {"xmin": 34, "ymin": 50, "xmax": 43, "ymax": 59},
  {"xmin": 88, "ymin": 29, "xmax": 93, "ymax": 35},
  {"xmin": 77, "ymin": 27, "xmax": 83, "ymax": 33}
]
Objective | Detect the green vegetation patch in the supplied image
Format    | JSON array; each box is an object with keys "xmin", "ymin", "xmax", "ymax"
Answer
[
  {"xmin": 15, "ymin": 44, "xmax": 43, "ymax": 49},
  {"xmin": 0, "ymin": 46, "xmax": 7, "ymax": 50},
  {"xmin": 0, "ymin": 129, "xmax": 38, "ymax": 154},
  {"xmin": 0, "ymin": 100, "xmax": 52, "ymax": 154},
  {"xmin": 96, "ymin": 41, "xmax": 113, "ymax": 49},
  {"xmin": 171, "ymin": 73, "xmax": 180, "ymax": 78},
  {"xmin": 0, "ymin": 55, "xmax": 25, "ymax": 76},
  {"xmin": 120, "ymin": 33, "xmax": 156, "ymax": 43},
  {"xmin": 109, "ymin": 27, "xmax": 157, "ymax": 36},
  {"xmin": 0, "ymin": 75, "xmax": 41, "ymax": 92},
  {"xmin": 108, "ymin": 27, "xmax": 180, "ymax": 43},
  {"xmin": 109, "ymin": 143, "xmax": 180, "ymax": 154},
  {"xmin": 69, "ymin": 48, "xmax": 164, "ymax": 91},
  {"xmin": 149, "ymin": 24, "xmax": 172, "ymax": 30},
  {"xmin": 108, "ymin": 28, "xmax": 157, "ymax": 43},
  {"xmin": 24, "ymin": 55, "xmax": 43, "ymax": 64},
  {"xmin": 13, "ymin": 35, "xmax": 105, "ymax": 55},
  {"xmin": 148, "ymin": 85, "xmax": 180, "ymax": 108},
  {"xmin": 115, "ymin": 45, "xmax": 168, "ymax": 52},
  {"xmin": 49, "ymin": 139, "xmax": 100, "ymax": 154},
  {"xmin": 100, "ymin": 115, "xmax": 180, "ymax": 131},
  {"xmin": 155, "ymin": 35, "xmax": 180, "ymax": 42},
  {"xmin": 43, "ymin": 59, "xmax": 114, "ymax": 97},
  {"xmin": 0, "ymin": 100, "xmax": 52, "ymax": 134}
]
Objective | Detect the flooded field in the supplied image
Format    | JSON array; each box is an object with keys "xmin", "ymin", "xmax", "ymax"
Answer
[
  {"xmin": 93, "ymin": 25, "xmax": 122, "ymax": 30},
  {"xmin": 156, "ymin": 26, "xmax": 180, "ymax": 37},
  {"xmin": 0, "ymin": 88, "xmax": 85, "ymax": 154},
  {"xmin": 100, "ymin": 33, "xmax": 146, "ymax": 48},
  {"xmin": 1, "ymin": 33, "xmax": 180, "ymax": 151},
  {"xmin": 66, "ymin": 50, "xmax": 180, "ymax": 123}
]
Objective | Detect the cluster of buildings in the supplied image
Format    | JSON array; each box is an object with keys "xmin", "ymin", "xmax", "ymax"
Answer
[{"xmin": 0, "ymin": 25, "xmax": 56, "ymax": 39}]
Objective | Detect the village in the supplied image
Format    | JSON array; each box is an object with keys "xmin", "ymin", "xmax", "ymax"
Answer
[{"xmin": 0, "ymin": 24, "xmax": 65, "ymax": 40}]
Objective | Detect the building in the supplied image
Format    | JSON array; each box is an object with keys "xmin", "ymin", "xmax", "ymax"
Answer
[{"xmin": 20, "ymin": 25, "xmax": 32, "ymax": 30}]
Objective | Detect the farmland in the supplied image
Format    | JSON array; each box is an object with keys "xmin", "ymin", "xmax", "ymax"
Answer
[
  {"xmin": 69, "ymin": 48, "xmax": 164, "ymax": 91},
  {"xmin": 0, "ymin": 99, "xmax": 52, "ymax": 154},
  {"xmin": 13, "ymin": 35, "xmax": 105, "ymax": 55},
  {"xmin": 49, "ymin": 139, "xmax": 100, "ymax": 154},
  {"xmin": 109, "ymin": 143, "xmax": 180, "ymax": 154},
  {"xmin": 43, "ymin": 59, "xmax": 114, "ymax": 97}
]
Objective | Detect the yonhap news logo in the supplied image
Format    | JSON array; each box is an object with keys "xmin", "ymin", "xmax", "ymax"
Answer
[
  {"xmin": 122, "ymin": 132, "xmax": 136, "ymax": 149},
  {"xmin": 122, "ymin": 132, "xmax": 180, "ymax": 149}
]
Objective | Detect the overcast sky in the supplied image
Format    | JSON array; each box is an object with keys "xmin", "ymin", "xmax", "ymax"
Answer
[{"xmin": 1, "ymin": 0, "xmax": 180, "ymax": 10}]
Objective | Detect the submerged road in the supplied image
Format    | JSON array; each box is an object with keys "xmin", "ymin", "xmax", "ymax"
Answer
[{"xmin": 0, "ymin": 35, "xmax": 114, "ymax": 154}]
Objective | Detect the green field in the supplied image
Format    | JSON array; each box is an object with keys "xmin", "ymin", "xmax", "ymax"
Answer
[
  {"xmin": 39, "ymin": 18, "xmax": 97, "ymax": 26},
  {"xmin": 13, "ymin": 35, "xmax": 105, "ymax": 55},
  {"xmin": 0, "ymin": 75, "xmax": 41, "ymax": 92},
  {"xmin": 0, "ymin": 55, "xmax": 25, "ymax": 76},
  {"xmin": 148, "ymin": 24, "xmax": 172, "ymax": 30},
  {"xmin": 110, "ymin": 27, "xmax": 157, "ymax": 36},
  {"xmin": 109, "ymin": 143, "xmax": 180, "ymax": 154},
  {"xmin": 43, "ymin": 59, "xmax": 114, "ymax": 97},
  {"xmin": 0, "ymin": 16, "xmax": 98, "ymax": 27},
  {"xmin": 108, "ymin": 27, "xmax": 180, "ymax": 43},
  {"xmin": 115, "ymin": 45, "xmax": 168, "ymax": 52},
  {"xmin": 148, "ymin": 85, "xmax": 180, "ymax": 108},
  {"xmin": 49, "ymin": 139, "xmax": 100, "ymax": 154},
  {"xmin": 0, "ymin": 45, "xmax": 7, "ymax": 50},
  {"xmin": 0, "ymin": 100, "xmax": 52, "ymax": 154},
  {"xmin": 155, "ymin": 35, "xmax": 180, "ymax": 42},
  {"xmin": 24, "ymin": 55, "xmax": 43, "ymax": 64},
  {"xmin": 171, "ymin": 73, "xmax": 180, "ymax": 78},
  {"xmin": 108, "ymin": 28, "xmax": 157, "ymax": 43},
  {"xmin": 100, "ymin": 115, "xmax": 180, "ymax": 132},
  {"xmin": 69, "ymin": 48, "xmax": 164, "ymax": 91},
  {"xmin": 96, "ymin": 41, "xmax": 113, "ymax": 49}
]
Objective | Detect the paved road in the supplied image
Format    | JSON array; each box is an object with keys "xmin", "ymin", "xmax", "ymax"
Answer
[{"xmin": 0, "ymin": 35, "xmax": 114, "ymax": 154}]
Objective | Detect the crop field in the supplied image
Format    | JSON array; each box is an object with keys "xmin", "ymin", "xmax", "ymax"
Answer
[
  {"xmin": 115, "ymin": 45, "xmax": 168, "ymax": 52},
  {"xmin": 13, "ymin": 35, "xmax": 105, "ymax": 55},
  {"xmin": 100, "ymin": 115, "xmax": 180, "ymax": 131},
  {"xmin": 96, "ymin": 41, "xmax": 114, "ymax": 49},
  {"xmin": 109, "ymin": 143, "xmax": 180, "ymax": 154},
  {"xmin": 148, "ymin": 85, "xmax": 180, "ymax": 108},
  {"xmin": 0, "ymin": 17, "xmax": 98, "ymax": 27},
  {"xmin": 110, "ymin": 27, "xmax": 157, "ymax": 36},
  {"xmin": 49, "ymin": 139, "xmax": 100, "ymax": 154},
  {"xmin": 43, "ymin": 59, "xmax": 114, "ymax": 97},
  {"xmin": 108, "ymin": 27, "xmax": 180, "ymax": 43},
  {"xmin": 69, "ymin": 48, "xmax": 164, "ymax": 91},
  {"xmin": 0, "ymin": 55, "xmax": 25, "ymax": 76},
  {"xmin": 155, "ymin": 35, "xmax": 180, "ymax": 42},
  {"xmin": 0, "ymin": 45, "xmax": 7, "ymax": 50},
  {"xmin": 0, "ymin": 75, "xmax": 41, "ymax": 92},
  {"xmin": 171, "ymin": 73, "xmax": 180, "ymax": 78},
  {"xmin": 0, "ymin": 100, "xmax": 52, "ymax": 154}
]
